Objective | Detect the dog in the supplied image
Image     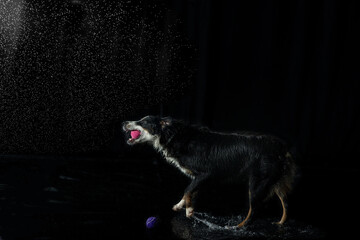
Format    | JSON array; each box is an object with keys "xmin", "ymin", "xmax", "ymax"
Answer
[{"xmin": 122, "ymin": 115, "xmax": 296, "ymax": 227}]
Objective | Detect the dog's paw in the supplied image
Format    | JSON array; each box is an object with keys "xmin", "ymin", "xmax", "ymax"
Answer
[
  {"xmin": 172, "ymin": 205, "xmax": 182, "ymax": 211},
  {"xmin": 172, "ymin": 199, "xmax": 185, "ymax": 211},
  {"xmin": 186, "ymin": 207, "xmax": 194, "ymax": 218},
  {"xmin": 272, "ymin": 221, "xmax": 284, "ymax": 226}
]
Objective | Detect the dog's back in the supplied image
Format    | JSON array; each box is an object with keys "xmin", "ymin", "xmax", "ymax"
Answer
[{"xmin": 161, "ymin": 123, "xmax": 295, "ymax": 196}]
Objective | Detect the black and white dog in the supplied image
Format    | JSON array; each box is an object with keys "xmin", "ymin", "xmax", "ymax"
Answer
[{"xmin": 122, "ymin": 116, "xmax": 296, "ymax": 227}]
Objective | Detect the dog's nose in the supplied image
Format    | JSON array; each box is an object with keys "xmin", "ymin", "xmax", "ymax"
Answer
[{"xmin": 122, "ymin": 121, "xmax": 129, "ymax": 131}]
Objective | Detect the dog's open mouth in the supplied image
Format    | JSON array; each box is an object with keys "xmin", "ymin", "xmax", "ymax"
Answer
[{"xmin": 128, "ymin": 130, "xmax": 141, "ymax": 144}]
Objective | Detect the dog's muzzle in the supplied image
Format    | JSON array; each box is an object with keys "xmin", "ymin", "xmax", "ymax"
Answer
[{"xmin": 122, "ymin": 121, "xmax": 142, "ymax": 145}]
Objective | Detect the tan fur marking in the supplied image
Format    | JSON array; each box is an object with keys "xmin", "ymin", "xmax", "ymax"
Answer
[
  {"xmin": 237, "ymin": 190, "xmax": 252, "ymax": 228},
  {"xmin": 275, "ymin": 191, "xmax": 287, "ymax": 225},
  {"xmin": 184, "ymin": 193, "xmax": 192, "ymax": 208}
]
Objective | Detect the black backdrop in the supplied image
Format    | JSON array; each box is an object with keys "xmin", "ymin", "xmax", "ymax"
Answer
[
  {"xmin": 1, "ymin": 0, "xmax": 359, "ymax": 169},
  {"xmin": 163, "ymin": 0, "xmax": 360, "ymax": 169},
  {"xmin": 1, "ymin": 1, "xmax": 360, "ymax": 239}
]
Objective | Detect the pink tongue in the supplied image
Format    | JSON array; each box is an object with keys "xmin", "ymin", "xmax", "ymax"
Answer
[{"xmin": 130, "ymin": 130, "xmax": 140, "ymax": 139}]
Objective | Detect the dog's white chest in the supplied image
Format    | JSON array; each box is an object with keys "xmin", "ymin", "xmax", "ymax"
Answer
[
  {"xmin": 153, "ymin": 139, "xmax": 194, "ymax": 179},
  {"xmin": 164, "ymin": 156, "xmax": 194, "ymax": 179}
]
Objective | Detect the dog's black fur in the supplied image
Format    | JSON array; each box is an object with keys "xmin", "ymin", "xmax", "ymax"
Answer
[{"xmin": 123, "ymin": 115, "xmax": 296, "ymax": 227}]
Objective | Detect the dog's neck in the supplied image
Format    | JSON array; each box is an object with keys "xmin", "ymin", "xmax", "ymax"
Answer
[
  {"xmin": 152, "ymin": 137, "xmax": 163, "ymax": 153},
  {"xmin": 152, "ymin": 136, "xmax": 195, "ymax": 179},
  {"xmin": 152, "ymin": 136, "xmax": 171, "ymax": 156},
  {"xmin": 152, "ymin": 137, "xmax": 175, "ymax": 164}
]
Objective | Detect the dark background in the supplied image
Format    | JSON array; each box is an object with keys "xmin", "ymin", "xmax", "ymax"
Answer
[
  {"xmin": 165, "ymin": 0, "xmax": 360, "ymax": 168},
  {"xmin": 1, "ymin": 0, "xmax": 359, "ymax": 239}
]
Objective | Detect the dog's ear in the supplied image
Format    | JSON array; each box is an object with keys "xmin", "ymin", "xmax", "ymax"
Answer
[{"xmin": 160, "ymin": 117, "xmax": 172, "ymax": 127}]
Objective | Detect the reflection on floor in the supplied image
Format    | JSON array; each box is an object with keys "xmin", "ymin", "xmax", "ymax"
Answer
[{"xmin": 0, "ymin": 154, "xmax": 357, "ymax": 239}]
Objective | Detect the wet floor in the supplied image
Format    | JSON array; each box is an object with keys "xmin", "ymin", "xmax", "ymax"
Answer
[
  {"xmin": 172, "ymin": 211, "xmax": 324, "ymax": 240},
  {"xmin": 0, "ymin": 154, "xmax": 358, "ymax": 239}
]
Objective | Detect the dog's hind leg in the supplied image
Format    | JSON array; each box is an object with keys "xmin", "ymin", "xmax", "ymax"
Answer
[
  {"xmin": 274, "ymin": 190, "xmax": 287, "ymax": 225},
  {"xmin": 237, "ymin": 190, "xmax": 252, "ymax": 227},
  {"xmin": 237, "ymin": 175, "xmax": 276, "ymax": 227}
]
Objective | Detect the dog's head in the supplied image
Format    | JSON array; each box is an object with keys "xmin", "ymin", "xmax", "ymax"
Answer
[{"xmin": 122, "ymin": 115, "xmax": 172, "ymax": 145}]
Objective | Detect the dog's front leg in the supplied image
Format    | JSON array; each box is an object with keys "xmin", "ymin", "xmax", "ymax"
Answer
[
  {"xmin": 173, "ymin": 174, "xmax": 209, "ymax": 218},
  {"xmin": 172, "ymin": 197, "xmax": 185, "ymax": 211}
]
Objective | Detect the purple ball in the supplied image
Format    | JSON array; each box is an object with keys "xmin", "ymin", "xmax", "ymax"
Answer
[{"xmin": 146, "ymin": 216, "xmax": 158, "ymax": 229}]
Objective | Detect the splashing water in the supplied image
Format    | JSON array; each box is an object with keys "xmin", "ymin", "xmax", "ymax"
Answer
[
  {"xmin": 0, "ymin": 0, "xmax": 196, "ymax": 154},
  {"xmin": 192, "ymin": 214, "xmax": 225, "ymax": 230},
  {"xmin": 172, "ymin": 211, "xmax": 324, "ymax": 240}
]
